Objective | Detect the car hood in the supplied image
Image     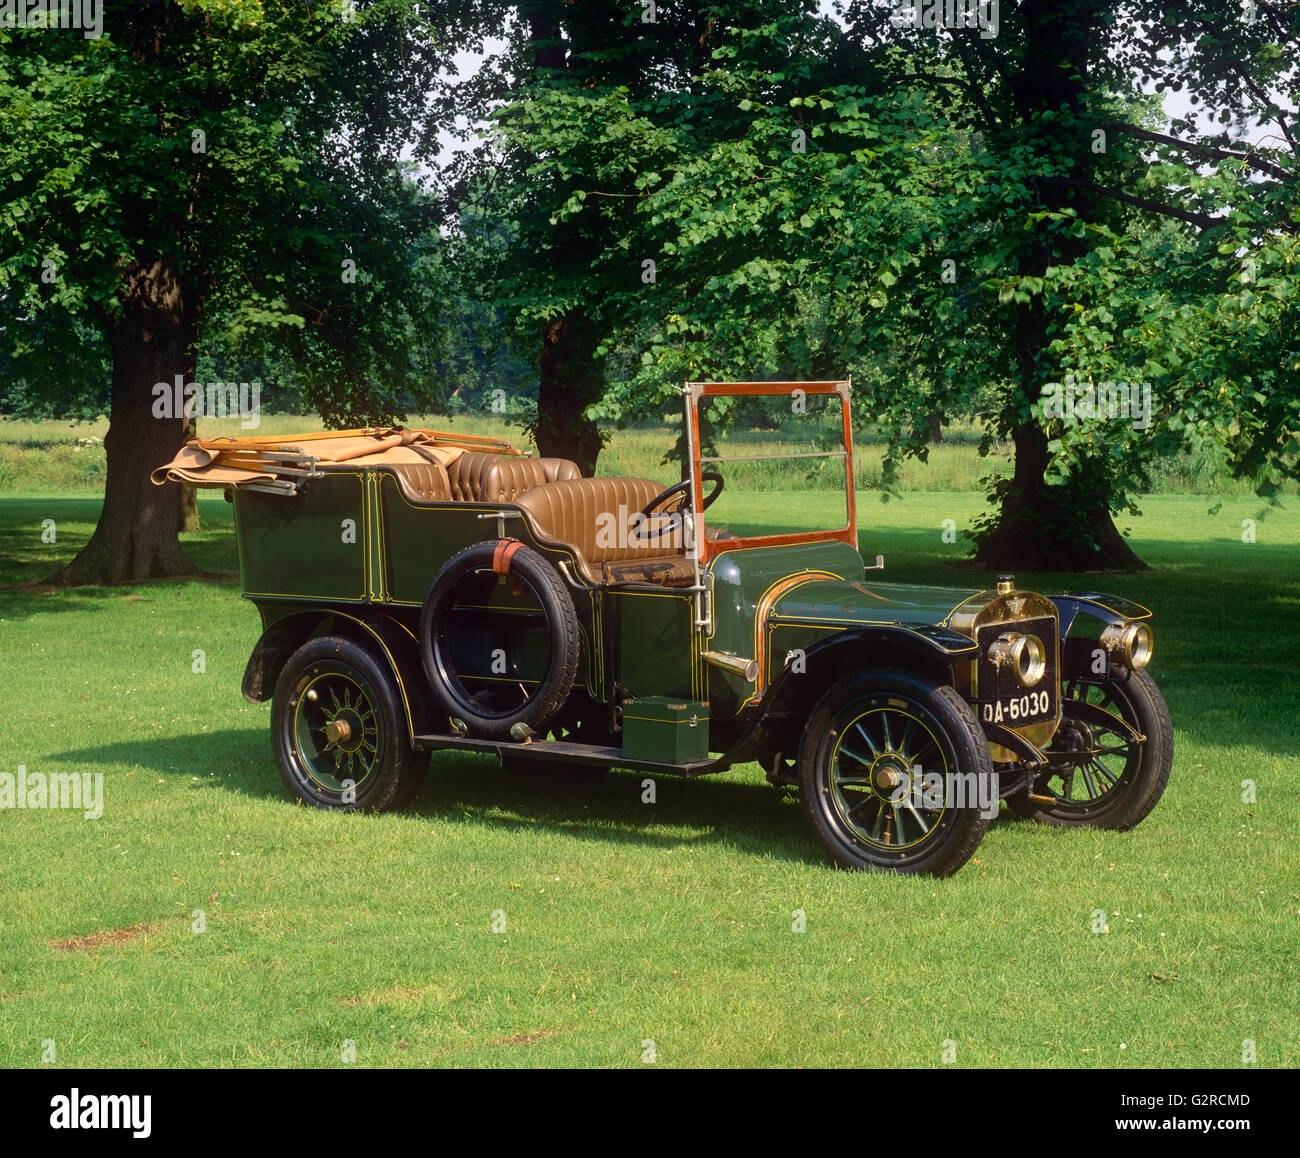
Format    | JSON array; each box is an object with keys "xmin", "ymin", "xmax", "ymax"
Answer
[{"xmin": 767, "ymin": 578, "xmax": 981, "ymax": 631}]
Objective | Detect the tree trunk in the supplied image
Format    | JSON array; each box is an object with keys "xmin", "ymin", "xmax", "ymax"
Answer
[
  {"xmin": 519, "ymin": 9, "xmax": 606, "ymax": 476},
  {"xmin": 49, "ymin": 257, "xmax": 196, "ymax": 586},
  {"xmin": 536, "ymin": 309, "xmax": 604, "ymax": 476},
  {"xmin": 973, "ymin": 0, "xmax": 1144, "ymax": 572},
  {"xmin": 975, "ymin": 419, "xmax": 1146, "ymax": 571}
]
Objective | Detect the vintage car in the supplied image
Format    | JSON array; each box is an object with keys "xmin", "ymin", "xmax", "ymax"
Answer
[{"xmin": 154, "ymin": 380, "xmax": 1172, "ymax": 876}]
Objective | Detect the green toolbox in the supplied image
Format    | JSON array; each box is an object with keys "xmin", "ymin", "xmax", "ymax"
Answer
[{"xmin": 622, "ymin": 698, "xmax": 710, "ymax": 764}]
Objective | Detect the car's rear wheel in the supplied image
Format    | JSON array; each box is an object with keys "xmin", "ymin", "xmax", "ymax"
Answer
[
  {"xmin": 271, "ymin": 635, "xmax": 428, "ymax": 811},
  {"xmin": 1008, "ymin": 668, "xmax": 1172, "ymax": 829},
  {"xmin": 797, "ymin": 670, "xmax": 992, "ymax": 876}
]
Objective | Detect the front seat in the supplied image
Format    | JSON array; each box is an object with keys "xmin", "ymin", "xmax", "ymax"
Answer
[{"xmin": 515, "ymin": 477, "xmax": 699, "ymax": 585}]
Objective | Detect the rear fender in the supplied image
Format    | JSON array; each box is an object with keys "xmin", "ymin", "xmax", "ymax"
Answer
[{"xmin": 242, "ymin": 610, "xmax": 434, "ymax": 741}]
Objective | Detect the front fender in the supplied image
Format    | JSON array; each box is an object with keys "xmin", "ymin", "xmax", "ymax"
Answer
[
  {"xmin": 746, "ymin": 622, "xmax": 976, "ymax": 726},
  {"xmin": 1049, "ymin": 592, "xmax": 1153, "ymax": 679},
  {"xmin": 1050, "ymin": 592, "xmax": 1151, "ymax": 638},
  {"xmin": 707, "ymin": 623, "xmax": 980, "ymax": 776}
]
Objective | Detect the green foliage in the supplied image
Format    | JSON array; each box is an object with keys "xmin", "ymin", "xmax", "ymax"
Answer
[
  {"xmin": 449, "ymin": 0, "xmax": 1298, "ymax": 562},
  {"xmin": 448, "ymin": 3, "xmax": 852, "ymax": 453},
  {"xmin": 4, "ymin": 0, "xmax": 1291, "ymax": 566},
  {"xmin": 0, "ymin": 0, "xmax": 464, "ymax": 425},
  {"xmin": 0, "ymin": 306, "xmax": 109, "ymax": 418},
  {"xmin": 1028, "ymin": 168, "xmax": 1300, "ymax": 509}
]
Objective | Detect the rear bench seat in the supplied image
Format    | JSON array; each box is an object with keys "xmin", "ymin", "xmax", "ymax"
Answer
[
  {"xmin": 387, "ymin": 452, "xmax": 581, "ymax": 504},
  {"xmin": 449, "ymin": 451, "xmax": 581, "ymax": 502}
]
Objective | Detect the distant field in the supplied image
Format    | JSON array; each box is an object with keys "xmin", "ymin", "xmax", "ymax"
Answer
[
  {"xmin": 1, "ymin": 486, "xmax": 1296, "ymax": 1067},
  {"xmin": 0, "ymin": 411, "xmax": 1271, "ymax": 497}
]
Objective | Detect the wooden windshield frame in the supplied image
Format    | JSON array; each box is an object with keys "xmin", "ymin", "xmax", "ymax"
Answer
[{"xmin": 683, "ymin": 380, "xmax": 857, "ymax": 565}]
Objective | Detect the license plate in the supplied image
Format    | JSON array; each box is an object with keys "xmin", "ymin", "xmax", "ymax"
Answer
[
  {"xmin": 980, "ymin": 687, "xmax": 1055, "ymax": 726},
  {"xmin": 976, "ymin": 615, "xmax": 1058, "ymax": 726}
]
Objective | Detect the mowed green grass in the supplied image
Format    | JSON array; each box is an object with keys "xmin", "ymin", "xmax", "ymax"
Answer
[
  {"xmin": 1, "ymin": 409, "xmax": 1274, "ymax": 496},
  {"xmin": 0, "ymin": 486, "xmax": 1297, "ymax": 1068}
]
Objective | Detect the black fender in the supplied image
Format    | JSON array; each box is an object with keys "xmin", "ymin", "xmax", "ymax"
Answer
[
  {"xmin": 1050, "ymin": 592, "xmax": 1151, "ymax": 638},
  {"xmin": 1050, "ymin": 592, "xmax": 1152, "ymax": 679},
  {"xmin": 242, "ymin": 609, "xmax": 436, "ymax": 741},
  {"xmin": 710, "ymin": 622, "xmax": 981, "ymax": 766}
]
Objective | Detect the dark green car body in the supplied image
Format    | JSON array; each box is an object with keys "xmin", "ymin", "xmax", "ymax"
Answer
[{"xmin": 209, "ymin": 380, "xmax": 1169, "ymax": 874}]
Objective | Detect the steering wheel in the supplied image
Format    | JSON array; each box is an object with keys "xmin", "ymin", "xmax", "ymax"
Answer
[{"xmin": 637, "ymin": 471, "xmax": 724, "ymax": 542}]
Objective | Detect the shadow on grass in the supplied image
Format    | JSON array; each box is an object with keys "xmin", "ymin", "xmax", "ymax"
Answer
[
  {"xmin": 45, "ymin": 727, "xmax": 825, "ymax": 866},
  {"xmin": 0, "ymin": 495, "xmax": 238, "ymax": 588},
  {"xmin": 0, "ymin": 575, "xmax": 241, "ymax": 622}
]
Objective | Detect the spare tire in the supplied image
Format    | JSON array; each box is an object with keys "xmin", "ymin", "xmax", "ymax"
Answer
[{"xmin": 419, "ymin": 540, "xmax": 580, "ymax": 739}]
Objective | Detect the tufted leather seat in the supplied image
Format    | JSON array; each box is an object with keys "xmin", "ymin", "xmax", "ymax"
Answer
[
  {"xmin": 385, "ymin": 453, "xmax": 580, "ymax": 505},
  {"xmin": 387, "ymin": 461, "xmax": 451, "ymax": 502},
  {"xmin": 515, "ymin": 477, "xmax": 701, "ymax": 586},
  {"xmin": 447, "ymin": 452, "xmax": 581, "ymax": 503}
]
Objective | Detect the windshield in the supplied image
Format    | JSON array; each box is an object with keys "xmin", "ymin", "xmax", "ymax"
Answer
[{"xmin": 685, "ymin": 381, "xmax": 857, "ymax": 561}]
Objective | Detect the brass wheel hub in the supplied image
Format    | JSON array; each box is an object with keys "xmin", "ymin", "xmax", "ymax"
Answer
[{"xmin": 870, "ymin": 755, "xmax": 910, "ymax": 797}]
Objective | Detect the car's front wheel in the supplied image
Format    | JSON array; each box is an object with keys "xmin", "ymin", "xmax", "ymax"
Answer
[
  {"xmin": 797, "ymin": 670, "xmax": 993, "ymax": 876},
  {"xmin": 1007, "ymin": 668, "xmax": 1172, "ymax": 829}
]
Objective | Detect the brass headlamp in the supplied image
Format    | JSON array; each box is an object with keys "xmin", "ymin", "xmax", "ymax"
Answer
[{"xmin": 988, "ymin": 631, "xmax": 1047, "ymax": 687}]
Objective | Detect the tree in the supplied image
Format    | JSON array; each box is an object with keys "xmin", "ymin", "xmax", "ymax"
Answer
[
  {"xmin": 445, "ymin": 1, "xmax": 812, "ymax": 473},
  {"xmin": 0, "ymin": 0, "xmax": 456, "ymax": 585},
  {"xmin": 584, "ymin": 0, "xmax": 1297, "ymax": 568},
  {"xmin": 833, "ymin": 0, "xmax": 1298, "ymax": 568},
  {"xmin": 1037, "ymin": 1, "xmax": 1300, "ymax": 512}
]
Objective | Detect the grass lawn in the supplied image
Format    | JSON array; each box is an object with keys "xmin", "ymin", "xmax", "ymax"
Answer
[
  {"xmin": 1, "ymin": 410, "xmax": 1275, "ymax": 497},
  {"xmin": 0, "ymin": 484, "xmax": 1297, "ymax": 1068}
]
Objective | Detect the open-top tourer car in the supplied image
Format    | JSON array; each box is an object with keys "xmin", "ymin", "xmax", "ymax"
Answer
[{"xmin": 155, "ymin": 380, "xmax": 1171, "ymax": 876}]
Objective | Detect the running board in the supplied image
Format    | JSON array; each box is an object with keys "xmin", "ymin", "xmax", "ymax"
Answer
[{"xmin": 412, "ymin": 733, "xmax": 721, "ymax": 777}]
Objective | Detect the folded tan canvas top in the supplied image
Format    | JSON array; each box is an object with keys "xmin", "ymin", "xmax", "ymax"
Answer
[{"xmin": 152, "ymin": 426, "xmax": 521, "ymax": 489}]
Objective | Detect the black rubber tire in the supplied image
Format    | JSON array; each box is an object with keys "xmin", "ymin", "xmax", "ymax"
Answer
[
  {"xmin": 797, "ymin": 670, "xmax": 992, "ymax": 876},
  {"xmin": 419, "ymin": 541, "xmax": 581, "ymax": 740},
  {"xmin": 271, "ymin": 635, "xmax": 428, "ymax": 812},
  {"xmin": 1008, "ymin": 668, "xmax": 1172, "ymax": 830}
]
